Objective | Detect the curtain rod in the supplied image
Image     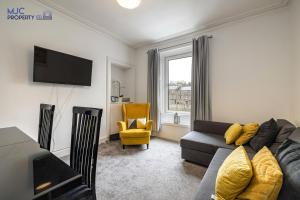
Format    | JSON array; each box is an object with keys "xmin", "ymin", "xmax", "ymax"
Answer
[{"xmin": 158, "ymin": 35, "xmax": 213, "ymax": 52}]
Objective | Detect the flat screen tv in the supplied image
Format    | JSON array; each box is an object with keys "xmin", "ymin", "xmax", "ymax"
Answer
[{"xmin": 33, "ymin": 46, "xmax": 93, "ymax": 86}]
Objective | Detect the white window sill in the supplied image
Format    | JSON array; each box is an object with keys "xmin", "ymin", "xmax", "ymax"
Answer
[{"xmin": 161, "ymin": 123, "xmax": 190, "ymax": 128}]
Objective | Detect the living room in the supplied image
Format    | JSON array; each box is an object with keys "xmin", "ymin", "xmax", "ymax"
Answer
[{"xmin": 0, "ymin": 0, "xmax": 299, "ymax": 199}]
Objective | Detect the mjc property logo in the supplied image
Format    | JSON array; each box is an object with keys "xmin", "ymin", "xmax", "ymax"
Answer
[{"xmin": 7, "ymin": 7, "xmax": 52, "ymax": 21}]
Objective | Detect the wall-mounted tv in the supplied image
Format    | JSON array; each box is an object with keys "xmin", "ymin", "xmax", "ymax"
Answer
[{"xmin": 33, "ymin": 46, "xmax": 93, "ymax": 86}]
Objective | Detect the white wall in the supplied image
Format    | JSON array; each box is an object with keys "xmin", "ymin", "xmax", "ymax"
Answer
[
  {"xmin": 0, "ymin": 0, "xmax": 134, "ymax": 156},
  {"xmin": 111, "ymin": 64, "xmax": 135, "ymax": 101},
  {"xmin": 159, "ymin": 124, "xmax": 189, "ymax": 142},
  {"xmin": 111, "ymin": 65, "xmax": 127, "ymax": 97},
  {"xmin": 290, "ymin": 0, "xmax": 300, "ymax": 125},
  {"xmin": 135, "ymin": 7, "xmax": 293, "ymax": 135}
]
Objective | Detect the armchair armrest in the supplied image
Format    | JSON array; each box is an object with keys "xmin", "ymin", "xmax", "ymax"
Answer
[
  {"xmin": 146, "ymin": 120, "xmax": 153, "ymax": 131},
  {"xmin": 117, "ymin": 121, "xmax": 127, "ymax": 132}
]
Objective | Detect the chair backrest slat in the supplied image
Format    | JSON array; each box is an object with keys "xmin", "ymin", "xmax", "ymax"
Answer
[
  {"xmin": 70, "ymin": 106, "xmax": 103, "ymax": 194},
  {"xmin": 38, "ymin": 104, "xmax": 55, "ymax": 151}
]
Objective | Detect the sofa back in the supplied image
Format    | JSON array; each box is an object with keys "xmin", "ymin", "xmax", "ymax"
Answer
[
  {"xmin": 193, "ymin": 119, "xmax": 300, "ymax": 200},
  {"xmin": 277, "ymin": 128, "xmax": 300, "ymax": 200},
  {"xmin": 194, "ymin": 120, "xmax": 232, "ymax": 136}
]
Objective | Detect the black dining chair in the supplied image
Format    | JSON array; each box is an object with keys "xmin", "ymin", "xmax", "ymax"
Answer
[
  {"xmin": 68, "ymin": 106, "xmax": 103, "ymax": 200},
  {"xmin": 38, "ymin": 104, "xmax": 55, "ymax": 151}
]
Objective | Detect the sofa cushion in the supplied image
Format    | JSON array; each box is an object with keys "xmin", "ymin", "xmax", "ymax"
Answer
[
  {"xmin": 268, "ymin": 120, "xmax": 295, "ymax": 154},
  {"xmin": 237, "ymin": 147, "xmax": 283, "ymax": 200},
  {"xmin": 276, "ymin": 139, "xmax": 300, "ymax": 200},
  {"xmin": 180, "ymin": 131, "xmax": 235, "ymax": 155},
  {"xmin": 194, "ymin": 148, "xmax": 255, "ymax": 200},
  {"xmin": 288, "ymin": 127, "xmax": 300, "ymax": 143},
  {"xmin": 224, "ymin": 123, "xmax": 243, "ymax": 144},
  {"xmin": 276, "ymin": 119, "xmax": 295, "ymax": 143},
  {"xmin": 194, "ymin": 148, "xmax": 232, "ymax": 200},
  {"xmin": 277, "ymin": 119, "xmax": 293, "ymax": 131},
  {"xmin": 249, "ymin": 118, "xmax": 278, "ymax": 151},
  {"xmin": 235, "ymin": 123, "xmax": 259, "ymax": 145},
  {"xmin": 215, "ymin": 146, "xmax": 253, "ymax": 200},
  {"xmin": 120, "ymin": 129, "xmax": 151, "ymax": 138}
]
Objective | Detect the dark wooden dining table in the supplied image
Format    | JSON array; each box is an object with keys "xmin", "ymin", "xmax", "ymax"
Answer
[{"xmin": 0, "ymin": 127, "xmax": 82, "ymax": 200}]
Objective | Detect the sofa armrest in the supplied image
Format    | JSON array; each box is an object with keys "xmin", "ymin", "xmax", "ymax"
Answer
[
  {"xmin": 146, "ymin": 120, "xmax": 153, "ymax": 131},
  {"xmin": 117, "ymin": 121, "xmax": 127, "ymax": 132},
  {"xmin": 193, "ymin": 120, "xmax": 232, "ymax": 136}
]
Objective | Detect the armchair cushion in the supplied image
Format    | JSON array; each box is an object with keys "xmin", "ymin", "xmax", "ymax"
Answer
[
  {"xmin": 127, "ymin": 118, "xmax": 147, "ymax": 129},
  {"xmin": 120, "ymin": 129, "xmax": 151, "ymax": 138}
]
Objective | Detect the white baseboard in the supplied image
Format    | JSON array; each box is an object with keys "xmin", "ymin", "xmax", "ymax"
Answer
[{"xmin": 52, "ymin": 147, "xmax": 70, "ymax": 158}]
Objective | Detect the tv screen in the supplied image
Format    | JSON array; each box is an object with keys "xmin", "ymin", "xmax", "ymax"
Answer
[{"xmin": 33, "ymin": 46, "xmax": 93, "ymax": 86}]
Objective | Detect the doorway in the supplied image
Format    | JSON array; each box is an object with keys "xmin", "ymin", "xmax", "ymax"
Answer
[{"xmin": 106, "ymin": 57, "xmax": 136, "ymax": 140}]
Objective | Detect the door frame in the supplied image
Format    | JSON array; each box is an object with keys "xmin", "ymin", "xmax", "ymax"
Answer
[{"xmin": 106, "ymin": 56, "xmax": 135, "ymax": 139}]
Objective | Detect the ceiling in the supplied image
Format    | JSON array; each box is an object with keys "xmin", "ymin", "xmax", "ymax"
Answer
[{"xmin": 38, "ymin": 0, "xmax": 288, "ymax": 47}]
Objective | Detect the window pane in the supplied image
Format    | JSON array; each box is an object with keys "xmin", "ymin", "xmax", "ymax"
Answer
[{"xmin": 168, "ymin": 57, "xmax": 192, "ymax": 112}]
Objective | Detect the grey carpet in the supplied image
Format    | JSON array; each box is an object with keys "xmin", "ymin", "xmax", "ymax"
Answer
[{"xmin": 64, "ymin": 138, "xmax": 207, "ymax": 200}]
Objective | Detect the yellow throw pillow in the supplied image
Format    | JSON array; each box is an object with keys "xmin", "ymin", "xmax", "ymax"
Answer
[
  {"xmin": 136, "ymin": 118, "xmax": 147, "ymax": 129},
  {"xmin": 215, "ymin": 146, "xmax": 253, "ymax": 200},
  {"xmin": 127, "ymin": 118, "xmax": 147, "ymax": 129},
  {"xmin": 235, "ymin": 123, "xmax": 259, "ymax": 145},
  {"xmin": 224, "ymin": 123, "xmax": 242, "ymax": 144},
  {"xmin": 237, "ymin": 147, "xmax": 283, "ymax": 200}
]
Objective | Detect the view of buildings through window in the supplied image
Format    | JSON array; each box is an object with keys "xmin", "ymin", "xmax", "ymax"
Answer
[{"xmin": 168, "ymin": 56, "xmax": 192, "ymax": 113}]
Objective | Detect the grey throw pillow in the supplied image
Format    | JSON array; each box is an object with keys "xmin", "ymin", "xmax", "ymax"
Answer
[
  {"xmin": 249, "ymin": 118, "xmax": 278, "ymax": 152},
  {"xmin": 288, "ymin": 127, "xmax": 300, "ymax": 143},
  {"xmin": 276, "ymin": 119, "xmax": 296, "ymax": 143},
  {"xmin": 276, "ymin": 119, "xmax": 291, "ymax": 130}
]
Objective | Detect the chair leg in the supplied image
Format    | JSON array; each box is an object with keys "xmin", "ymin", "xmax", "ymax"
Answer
[
  {"xmin": 147, "ymin": 144, "xmax": 149, "ymax": 149},
  {"xmin": 92, "ymin": 191, "xmax": 97, "ymax": 200},
  {"xmin": 123, "ymin": 145, "xmax": 125, "ymax": 149}
]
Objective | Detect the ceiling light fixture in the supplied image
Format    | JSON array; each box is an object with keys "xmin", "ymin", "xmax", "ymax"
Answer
[{"xmin": 117, "ymin": 0, "xmax": 141, "ymax": 9}]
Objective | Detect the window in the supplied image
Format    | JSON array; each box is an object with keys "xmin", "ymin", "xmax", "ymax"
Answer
[
  {"xmin": 160, "ymin": 51, "xmax": 192, "ymax": 126},
  {"xmin": 168, "ymin": 56, "xmax": 192, "ymax": 112}
]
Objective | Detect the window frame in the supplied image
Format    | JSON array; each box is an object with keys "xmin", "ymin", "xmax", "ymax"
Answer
[{"xmin": 163, "ymin": 52, "xmax": 192, "ymax": 115}]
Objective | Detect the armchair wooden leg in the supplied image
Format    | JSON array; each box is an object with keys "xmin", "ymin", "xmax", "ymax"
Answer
[
  {"xmin": 147, "ymin": 144, "xmax": 149, "ymax": 149},
  {"xmin": 123, "ymin": 145, "xmax": 125, "ymax": 149}
]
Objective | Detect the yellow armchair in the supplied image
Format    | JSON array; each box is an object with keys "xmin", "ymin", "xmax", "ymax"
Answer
[
  {"xmin": 117, "ymin": 121, "xmax": 127, "ymax": 132},
  {"xmin": 146, "ymin": 120, "xmax": 153, "ymax": 131},
  {"xmin": 117, "ymin": 103, "xmax": 152, "ymax": 149}
]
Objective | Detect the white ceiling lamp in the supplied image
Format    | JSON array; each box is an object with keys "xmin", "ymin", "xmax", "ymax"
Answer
[{"xmin": 117, "ymin": 0, "xmax": 141, "ymax": 9}]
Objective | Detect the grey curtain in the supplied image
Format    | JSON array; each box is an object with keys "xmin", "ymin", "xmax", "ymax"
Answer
[
  {"xmin": 147, "ymin": 49, "xmax": 160, "ymax": 134},
  {"xmin": 191, "ymin": 36, "xmax": 211, "ymax": 129}
]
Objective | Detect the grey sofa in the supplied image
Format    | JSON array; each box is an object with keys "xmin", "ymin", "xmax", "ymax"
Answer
[
  {"xmin": 181, "ymin": 120, "xmax": 256, "ymax": 167},
  {"xmin": 180, "ymin": 120, "xmax": 300, "ymax": 200}
]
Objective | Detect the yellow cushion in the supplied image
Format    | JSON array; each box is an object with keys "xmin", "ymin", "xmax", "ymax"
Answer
[
  {"xmin": 235, "ymin": 123, "xmax": 259, "ymax": 145},
  {"xmin": 224, "ymin": 123, "xmax": 242, "ymax": 144},
  {"xmin": 121, "ymin": 137, "xmax": 150, "ymax": 145},
  {"xmin": 215, "ymin": 146, "xmax": 253, "ymax": 200},
  {"xmin": 120, "ymin": 129, "xmax": 151, "ymax": 138},
  {"xmin": 127, "ymin": 118, "xmax": 147, "ymax": 129},
  {"xmin": 137, "ymin": 118, "xmax": 147, "ymax": 129},
  {"xmin": 237, "ymin": 147, "xmax": 283, "ymax": 200}
]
